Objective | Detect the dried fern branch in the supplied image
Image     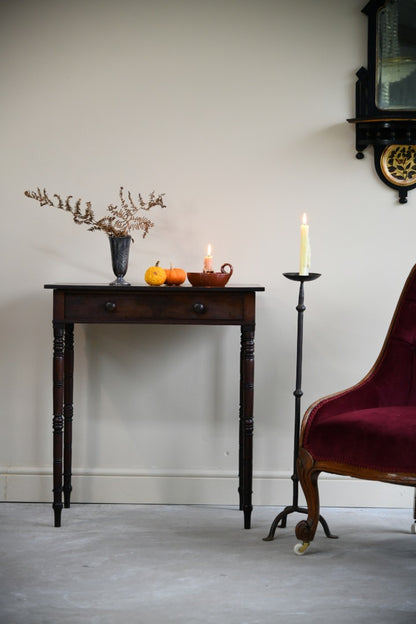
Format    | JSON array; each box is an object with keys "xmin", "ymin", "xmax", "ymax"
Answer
[{"xmin": 24, "ymin": 186, "xmax": 166, "ymax": 241}]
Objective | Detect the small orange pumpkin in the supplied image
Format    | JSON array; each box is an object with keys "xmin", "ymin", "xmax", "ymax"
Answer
[{"xmin": 164, "ymin": 263, "xmax": 186, "ymax": 286}]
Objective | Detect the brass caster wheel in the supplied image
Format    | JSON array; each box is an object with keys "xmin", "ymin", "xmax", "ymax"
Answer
[
  {"xmin": 294, "ymin": 541, "xmax": 310, "ymax": 555},
  {"xmin": 411, "ymin": 522, "xmax": 416, "ymax": 534}
]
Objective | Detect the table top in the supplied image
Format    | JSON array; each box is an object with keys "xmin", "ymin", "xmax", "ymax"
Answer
[{"xmin": 44, "ymin": 283, "xmax": 265, "ymax": 292}]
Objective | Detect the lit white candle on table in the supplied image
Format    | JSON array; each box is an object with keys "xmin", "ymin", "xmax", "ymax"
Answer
[
  {"xmin": 299, "ymin": 213, "xmax": 311, "ymax": 276},
  {"xmin": 203, "ymin": 244, "xmax": 213, "ymax": 272}
]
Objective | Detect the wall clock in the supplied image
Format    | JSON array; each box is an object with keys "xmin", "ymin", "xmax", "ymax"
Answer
[{"xmin": 348, "ymin": 0, "xmax": 416, "ymax": 203}]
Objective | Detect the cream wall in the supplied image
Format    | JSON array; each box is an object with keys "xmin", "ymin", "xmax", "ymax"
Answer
[{"xmin": 1, "ymin": 0, "xmax": 414, "ymax": 511}]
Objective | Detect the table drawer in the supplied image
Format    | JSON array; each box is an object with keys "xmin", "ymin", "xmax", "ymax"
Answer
[{"xmin": 63, "ymin": 291, "xmax": 246, "ymax": 323}]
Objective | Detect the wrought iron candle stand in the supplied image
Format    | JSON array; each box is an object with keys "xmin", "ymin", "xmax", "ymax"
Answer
[{"xmin": 263, "ymin": 272, "xmax": 337, "ymax": 543}]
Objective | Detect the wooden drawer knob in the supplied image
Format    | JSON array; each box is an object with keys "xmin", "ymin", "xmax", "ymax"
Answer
[
  {"xmin": 192, "ymin": 302, "xmax": 206, "ymax": 314},
  {"xmin": 105, "ymin": 301, "xmax": 116, "ymax": 312}
]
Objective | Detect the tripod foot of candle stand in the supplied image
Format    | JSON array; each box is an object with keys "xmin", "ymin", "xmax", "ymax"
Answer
[{"xmin": 263, "ymin": 505, "xmax": 337, "ymax": 541}]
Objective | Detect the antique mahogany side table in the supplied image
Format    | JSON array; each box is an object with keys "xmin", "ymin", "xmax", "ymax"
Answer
[{"xmin": 44, "ymin": 283, "xmax": 264, "ymax": 528}]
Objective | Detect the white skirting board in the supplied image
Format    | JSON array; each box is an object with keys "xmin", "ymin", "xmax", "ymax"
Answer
[{"xmin": 1, "ymin": 467, "xmax": 414, "ymax": 508}]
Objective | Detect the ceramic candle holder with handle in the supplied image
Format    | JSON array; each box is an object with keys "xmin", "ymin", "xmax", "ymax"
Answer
[{"xmin": 187, "ymin": 263, "xmax": 233, "ymax": 287}]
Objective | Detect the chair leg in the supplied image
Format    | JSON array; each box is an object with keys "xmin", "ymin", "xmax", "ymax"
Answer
[
  {"xmin": 414, "ymin": 487, "xmax": 416, "ymax": 523},
  {"xmin": 412, "ymin": 488, "xmax": 416, "ymax": 534},
  {"xmin": 295, "ymin": 448, "xmax": 321, "ymax": 547}
]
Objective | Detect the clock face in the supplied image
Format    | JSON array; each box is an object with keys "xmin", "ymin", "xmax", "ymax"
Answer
[{"xmin": 380, "ymin": 145, "xmax": 416, "ymax": 186}]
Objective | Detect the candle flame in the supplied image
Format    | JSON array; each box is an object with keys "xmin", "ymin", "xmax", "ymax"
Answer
[
  {"xmin": 302, "ymin": 213, "xmax": 308, "ymax": 225},
  {"xmin": 207, "ymin": 243, "xmax": 212, "ymax": 256}
]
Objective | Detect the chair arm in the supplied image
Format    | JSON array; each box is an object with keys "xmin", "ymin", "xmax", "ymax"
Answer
[{"xmin": 301, "ymin": 374, "xmax": 382, "ymax": 438}]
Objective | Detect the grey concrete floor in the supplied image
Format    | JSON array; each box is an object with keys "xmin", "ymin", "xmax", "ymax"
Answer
[{"xmin": 1, "ymin": 503, "xmax": 415, "ymax": 624}]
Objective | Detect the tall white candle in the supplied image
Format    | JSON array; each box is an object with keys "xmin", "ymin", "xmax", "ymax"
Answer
[
  {"xmin": 299, "ymin": 213, "xmax": 311, "ymax": 276},
  {"xmin": 203, "ymin": 244, "xmax": 213, "ymax": 272}
]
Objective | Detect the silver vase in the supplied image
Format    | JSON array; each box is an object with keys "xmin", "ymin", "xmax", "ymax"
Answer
[{"xmin": 109, "ymin": 235, "xmax": 131, "ymax": 286}]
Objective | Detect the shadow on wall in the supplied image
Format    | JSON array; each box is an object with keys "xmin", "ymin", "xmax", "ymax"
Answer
[
  {"xmin": 77, "ymin": 323, "xmax": 240, "ymax": 501},
  {"xmin": 0, "ymin": 292, "xmax": 52, "ymax": 466}
]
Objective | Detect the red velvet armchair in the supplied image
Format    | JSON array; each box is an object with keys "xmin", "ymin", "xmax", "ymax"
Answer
[{"xmin": 295, "ymin": 265, "xmax": 416, "ymax": 554}]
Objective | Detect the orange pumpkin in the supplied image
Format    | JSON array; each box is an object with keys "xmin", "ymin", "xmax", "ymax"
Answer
[{"xmin": 164, "ymin": 263, "xmax": 186, "ymax": 286}]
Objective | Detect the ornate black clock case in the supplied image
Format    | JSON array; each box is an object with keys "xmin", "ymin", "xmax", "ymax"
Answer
[{"xmin": 348, "ymin": 0, "xmax": 416, "ymax": 203}]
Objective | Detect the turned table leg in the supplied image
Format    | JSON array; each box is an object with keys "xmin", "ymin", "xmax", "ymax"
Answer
[
  {"xmin": 239, "ymin": 324, "xmax": 255, "ymax": 529},
  {"xmin": 52, "ymin": 322, "xmax": 65, "ymax": 527},
  {"xmin": 63, "ymin": 324, "xmax": 74, "ymax": 508}
]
